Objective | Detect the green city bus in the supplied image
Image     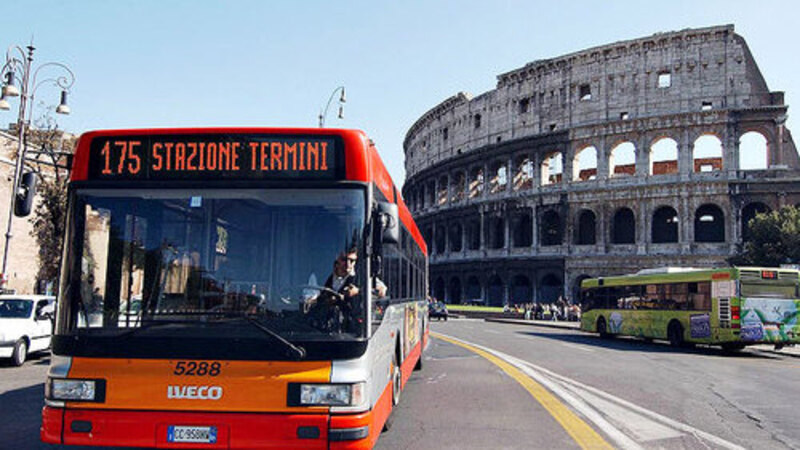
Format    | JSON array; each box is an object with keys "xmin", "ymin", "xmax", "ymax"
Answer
[{"xmin": 579, "ymin": 267, "xmax": 800, "ymax": 350}]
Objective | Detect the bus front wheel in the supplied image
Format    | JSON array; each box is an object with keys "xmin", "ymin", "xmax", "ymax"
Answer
[
  {"xmin": 668, "ymin": 322, "xmax": 684, "ymax": 348},
  {"xmin": 597, "ymin": 317, "xmax": 610, "ymax": 339},
  {"xmin": 383, "ymin": 350, "xmax": 402, "ymax": 433}
]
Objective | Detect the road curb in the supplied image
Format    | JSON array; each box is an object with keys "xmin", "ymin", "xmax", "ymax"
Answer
[{"xmin": 484, "ymin": 318, "xmax": 580, "ymax": 331}]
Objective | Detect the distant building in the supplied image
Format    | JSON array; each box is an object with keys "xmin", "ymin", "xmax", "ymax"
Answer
[
  {"xmin": 402, "ymin": 25, "xmax": 800, "ymax": 305},
  {"xmin": 0, "ymin": 128, "xmax": 73, "ymax": 294}
]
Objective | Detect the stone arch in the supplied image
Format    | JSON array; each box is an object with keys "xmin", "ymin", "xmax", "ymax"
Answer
[
  {"xmin": 465, "ymin": 276, "xmax": 481, "ymax": 302},
  {"xmin": 609, "ymin": 141, "xmax": 636, "ymax": 177},
  {"xmin": 540, "ymin": 209, "xmax": 563, "ymax": 246},
  {"xmin": 451, "ymin": 171, "xmax": 466, "ymax": 202},
  {"xmin": 422, "ymin": 226, "xmax": 432, "ymax": 249},
  {"xmin": 449, "ymin": 222, "xmax": 463, "ymax": 252},
  {"xmin": 435, "ymin": 225, "xmax": 446, "ymax": 254},
  {"xmin": 575, "ymin": 209, "xmax": 596, "ymax": 245},
  {"xmin": 448, "ymin": 277, "xmax": 462, "ymax": 304},
  {"xmin": 541, "ymin": 151, "xmax": 563, "ymax": 186},
  {"xmin": 433, "ymin": 277, "xmax": 445, "ymax": 302},
  {"xmin": 573, "ymin": 145, "xmax": 598, "ymax": 181},
  {"xmin": 514, "ymin": 154, "xmax": 533, "ymax": 190},
  {"xmin": 649, "ymin": 137, "xmax": 678, "ymax": 175},
  {"xmin": 652, "ymin": 205, "xmax": 679, "ymax": 243},
  {"xmin": 572, "ymin": 274, "xmax": 593, "ymax": 304},
  {"xmin": 512, "ymin": 212, "xmax": 533, "ymax": 247},
  {"xmin": 427, "ymin": 180, "xmax": 436, "ymax": 207},
  {"xmin": 612, "ymin": 207, "xmax": 636, "ymax": 244},
  {"xmin": 486, "ymin": 215, "xmax": 505, "ymax": 249},
  {"xmin": 488, "ymin": 274, "xmax": 505, "ymax": 306},
  {"xmin": 694, "ymin": 204, "xmax": 725, "ymax": 243},
  {"xmin": 539, "ymin": 273, "xmax": 562, "ymax": 304},
  {"xmin": 693, "ymin": 134, "xmax": 723, "ymax": 172},
  {"xmin": 742, "ymin": 202, "xmax": 771, "ymax": 242},
  {"xmin": 466, "ymin": 218, "xmax": 481, "ymax": 250},
  {"xmin": 437, "ymin": 175, "xmax": 448, "ymax": 205},
  {"xmin": 511, "ymin": 275, "xmax": 532, "ymax": 305},
  {"xmin": 469, "ymin": 166, "xmax": 484, "ymax": 198},
  {"xmin": 739, "ymin": 131, "xmax": 768, "ymax": 170},
  {"xmin": 489, "ymin": 160, "xmax": 507, "ymax": 193}
]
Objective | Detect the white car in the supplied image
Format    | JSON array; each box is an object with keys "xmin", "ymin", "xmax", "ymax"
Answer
[{"xmin": 0, "ymin": 295, "xmax": 56, "ymax": 366}]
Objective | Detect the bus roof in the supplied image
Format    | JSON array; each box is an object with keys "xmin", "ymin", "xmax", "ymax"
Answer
[
  {"xmin": 70, "ymin": 127, "xmax": 427, "ymax": 256},
  {"xmin": 581, "ymin": 266, "xmax": 800, "ymax": 288}
]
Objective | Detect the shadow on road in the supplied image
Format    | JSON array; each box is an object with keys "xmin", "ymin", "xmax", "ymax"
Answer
[
  {"xmin": 0, "ymin": 352, "xmax": 51, "ymax": 368},
  {"xmin": 0, "ymin": 383, "xmax": 50, "ymax": 449},
  {"xmin": 515, "ymin": 330, "xmax": 780, "ymax": 359}
]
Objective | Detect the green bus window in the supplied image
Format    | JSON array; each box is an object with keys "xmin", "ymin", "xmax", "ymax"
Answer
[{"xmin": 691, "ymin": 281, "xmax": 712, "ymax": 310}]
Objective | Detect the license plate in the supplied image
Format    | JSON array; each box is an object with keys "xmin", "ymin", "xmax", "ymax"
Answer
[{"xmin": 167, "ymin": 425, "xmax": 217, "ymax": 444}]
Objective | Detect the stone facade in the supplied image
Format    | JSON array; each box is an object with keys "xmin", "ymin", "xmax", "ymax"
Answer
[
  {"xmin": 0, "ymin": 130, "xmax": 72, "ymax": 294},
  {"xmin": 402, "ymin": 25, "xmax": 800, "ymax": 306}
]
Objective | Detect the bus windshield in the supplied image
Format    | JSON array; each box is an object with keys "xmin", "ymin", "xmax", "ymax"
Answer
[{"xmin": 60, "ymin": 188, "xmax": 367, "ymax": 341}]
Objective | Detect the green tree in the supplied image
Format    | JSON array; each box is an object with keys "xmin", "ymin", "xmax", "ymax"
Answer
[
  {"xmin": 732, "ymin": 205, "xmax": 800, "ymax": 267},
  {"xmin": 23, "ymin": 117, "xmax": 76, "ymax": 290}
]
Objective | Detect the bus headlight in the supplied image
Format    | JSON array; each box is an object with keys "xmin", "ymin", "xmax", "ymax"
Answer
[
  {"xmin": 293, "ymin": 382, "xmax": 365, "ymax": 407},
  {"xmin": 47, "ymin": 378, "xmax": 105, "ymax": 402}
]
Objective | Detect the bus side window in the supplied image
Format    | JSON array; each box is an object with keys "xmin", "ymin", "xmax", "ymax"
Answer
[
  {"xmin": 694, "ymin": 281, "xmax": 711, "ymax": 310},
  {"xmin": 688, "ymin": 281, "xmax": 711, "ymax": 310},
  {"xmin": 671, "ymin": 283, "xmax": 689, "ymax": 309}
]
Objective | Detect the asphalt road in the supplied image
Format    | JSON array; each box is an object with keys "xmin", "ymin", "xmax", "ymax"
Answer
[
  {"xmin": 378, "ymin": 319, "xmax": 800, "ymax": 449},
  {"xmin": 2, "ymin": 319, "xmax": 799, "ymax": 449}
]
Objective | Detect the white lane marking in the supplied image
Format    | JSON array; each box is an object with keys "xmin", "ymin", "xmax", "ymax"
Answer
[
  {"xmin": 559, "ymin": 342, "xmax": 595, "ymax": 353},
  {"xmin": 510, "ymin": 356, "xmax": 746, "ymax": 450},
  {"xmin": 484, "ymin": 329, "xmax": 501, "ymax": 334},
  {"xmin": 509, "ymin": 356, "xmax": 644, "ymax": 450},
  {"xmin": 436, "ymin": 332, "xmax": 745, "ymax": 450},
  {"xmin": 560, "ymin": 383, "xmax": 681, "ymax": 442}
]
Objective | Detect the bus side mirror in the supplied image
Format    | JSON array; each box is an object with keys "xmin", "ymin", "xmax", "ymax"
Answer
[
  {"xmin": 376, "ymin": 201, "xmax": 399, "ymax": 245},
  {"xmin": 14, "ymin": 172, "xmax": 38, "ymax": 217}
]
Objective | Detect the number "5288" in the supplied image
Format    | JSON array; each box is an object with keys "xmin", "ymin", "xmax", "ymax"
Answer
[{"xmin": 173, "ymin": 361, "xmax": 222, "ymax": 376}]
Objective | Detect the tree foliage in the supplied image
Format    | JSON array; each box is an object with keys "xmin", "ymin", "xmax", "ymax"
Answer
[
  {"xmin": 732, "ymin": 206, "xmax": 800, "ymax": 267},
  {"xmin": 23, "ymin": 120, "xmax": 76, "ymax": 288}
]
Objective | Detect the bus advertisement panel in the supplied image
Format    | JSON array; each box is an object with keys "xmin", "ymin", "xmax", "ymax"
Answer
[
  {"xmin": 41, "ymin": 128, "xmax": 429, "ymax": 449},
  {"xmin": 579, "ymin": 267, "xmax": 800, "ymax": 350}
]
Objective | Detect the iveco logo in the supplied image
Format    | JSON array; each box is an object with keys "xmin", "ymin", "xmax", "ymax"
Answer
[{"xmin": 167, "ymin": 385, "xmax": 223, "ymax": 400}]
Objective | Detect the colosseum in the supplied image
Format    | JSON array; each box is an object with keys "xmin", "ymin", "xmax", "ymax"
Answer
[{"xmin": 402, "ymin": 24, "xmax": 800, "ymax": 306}]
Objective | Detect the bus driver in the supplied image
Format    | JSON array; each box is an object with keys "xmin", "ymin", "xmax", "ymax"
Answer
[{"xmin": 306, "ymin": 248, "xmax": 386, "ymax": 333}]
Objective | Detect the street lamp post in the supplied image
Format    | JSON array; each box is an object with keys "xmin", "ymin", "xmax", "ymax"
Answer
[
  {"xmin": 318, "ymin": 86, "xmax": 346, "ymax": 128},
  {"xmin": 0, "ymin": 42, "xmax": 75, "ymax": 288}
]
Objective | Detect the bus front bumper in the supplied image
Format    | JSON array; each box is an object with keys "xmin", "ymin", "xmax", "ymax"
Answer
[{"xmin": 41, "ymin": 406, "xmax": 374, "ymax": 449}]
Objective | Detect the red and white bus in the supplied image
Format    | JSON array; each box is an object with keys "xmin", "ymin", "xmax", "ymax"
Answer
[{"xmin": 41, "ymin": 128, "xmax": 429, "ymax": 449}]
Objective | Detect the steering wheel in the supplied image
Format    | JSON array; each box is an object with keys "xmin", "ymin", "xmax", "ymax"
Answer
[{"xmin": 300, "ymin": 285, "xmax": 344, "ymax": 302}]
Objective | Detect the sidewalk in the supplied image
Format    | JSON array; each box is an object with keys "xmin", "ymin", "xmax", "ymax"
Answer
[{"xmin": 482, "ymin": 317, "xmax": 800, "ymax": 357}]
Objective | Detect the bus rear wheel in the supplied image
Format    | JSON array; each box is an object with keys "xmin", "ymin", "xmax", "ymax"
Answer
[{"xmin": 668, "ymin": 322, "xmax": 684, "ymax": 348}]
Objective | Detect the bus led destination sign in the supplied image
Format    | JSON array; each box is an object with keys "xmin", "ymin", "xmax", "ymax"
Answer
[{"xmin": 87, "ymin": 134, "xmax": 342, "ymax": 180}]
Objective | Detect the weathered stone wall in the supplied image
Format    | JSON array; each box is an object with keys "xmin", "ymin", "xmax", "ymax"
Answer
[
  {"xmin": 0, "ymin": 132, "xmax": 41, "ymax": 294},
  {"xmin": 403, "ymin": 25, "xmax": 800, "ymax": 306}
]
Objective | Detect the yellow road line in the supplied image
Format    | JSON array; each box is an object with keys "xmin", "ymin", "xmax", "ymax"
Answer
[{"xmin": 433, "ymin": 332, "xmax": 614, "ymax": 450}]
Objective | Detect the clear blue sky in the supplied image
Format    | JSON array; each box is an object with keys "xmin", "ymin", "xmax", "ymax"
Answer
[{"xmin": 2, "ymin": 0, "xmax": 799, "ymax": 187}]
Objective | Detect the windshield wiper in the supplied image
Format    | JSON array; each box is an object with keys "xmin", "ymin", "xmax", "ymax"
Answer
[{"xmin": 222, "ymin": 316, "xmax": 307, "ymax": 360}]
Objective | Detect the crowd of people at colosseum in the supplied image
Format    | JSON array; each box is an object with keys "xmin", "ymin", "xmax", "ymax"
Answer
[{"xmin": 503, "ymin": 296, "xmax": 581, "ymax": 322}]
